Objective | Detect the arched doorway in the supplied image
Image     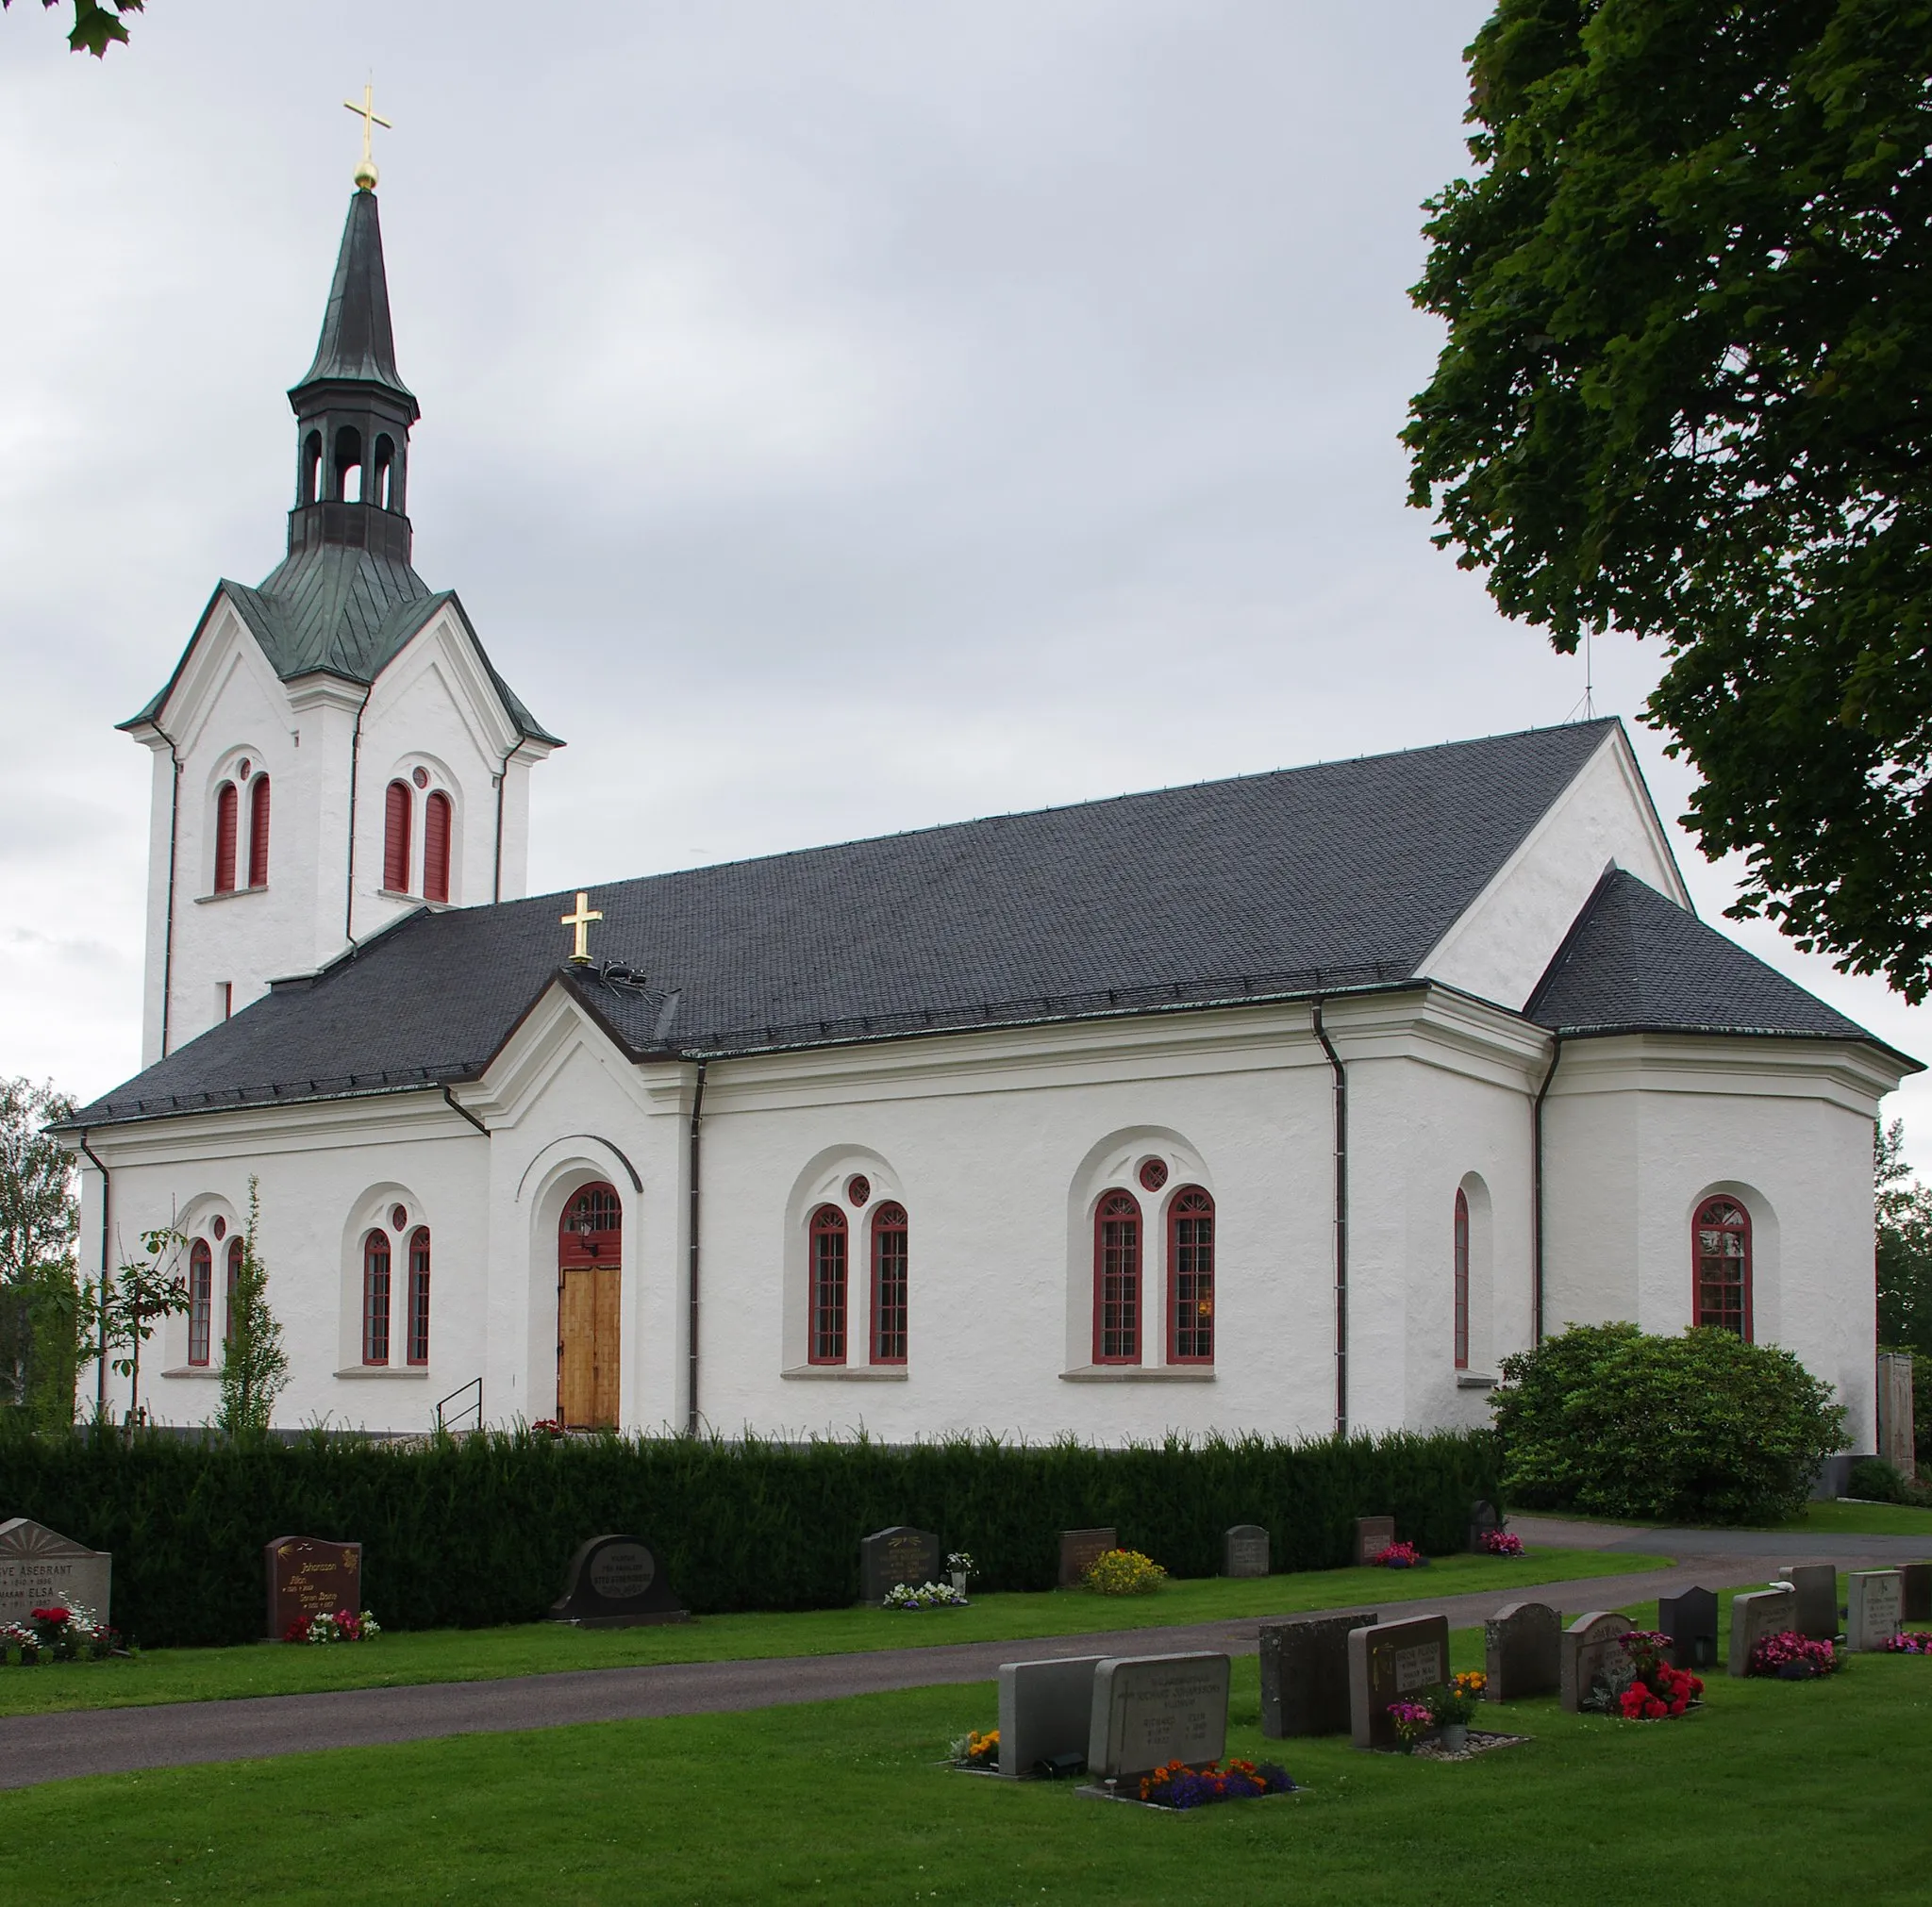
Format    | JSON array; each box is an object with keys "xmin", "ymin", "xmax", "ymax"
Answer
[{"xmin": 558, "ymin": 1182, "xmax": 622, "ymax": 1428}]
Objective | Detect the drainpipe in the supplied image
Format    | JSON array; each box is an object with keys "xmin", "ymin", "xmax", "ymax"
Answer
[
  {"xmin": 341, "ymin": 699, "xmax": 366, "ymax": 946},
  {"xmin": 685, "ymin": 1058, "xmax": 708, "ymax": 1437},
  {"xmin": 76, "ymin": 1132, "xmax": 110, "ymax": 1418},
  {"xmin": 1531, "ymin": 1034, "xmax": 1564, "ymax": 1347},
  {"xmin": 155, "ymin": 722, "xmax": 182, "ymax": 1057},
  {"xmin": 1311, "ymin": 1000, "xmax": 1348, "ymax": 1438},
  {"xmin": 491, "ymin": 745, "xmax": 513, "ymax": 903}
]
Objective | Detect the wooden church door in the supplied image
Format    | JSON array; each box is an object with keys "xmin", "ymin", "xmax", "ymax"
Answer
[{"xmin": 558, "ymin": 1183, "xmax": 621, "ymax": 1428}]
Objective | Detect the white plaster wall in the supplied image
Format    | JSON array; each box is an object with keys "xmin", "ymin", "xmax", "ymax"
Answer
[{"xmin": 1419, "ymin": 728, "xmax": 1690, "ymax": 1011}]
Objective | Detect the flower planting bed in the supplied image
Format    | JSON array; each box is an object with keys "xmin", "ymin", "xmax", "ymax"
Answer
[
  {"xmin": 1, "ymin": 1603, "xmax": 122, "ymax": 1667},
  {"xmin": 1077, "ymin": 1758, "xmax": 1297, "ymax": 1812}
]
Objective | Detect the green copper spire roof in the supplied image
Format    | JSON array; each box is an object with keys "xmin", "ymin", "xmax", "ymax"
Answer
[{"xmin": 290, "ymin": 188, "xmax": 419, "ymax": 419}]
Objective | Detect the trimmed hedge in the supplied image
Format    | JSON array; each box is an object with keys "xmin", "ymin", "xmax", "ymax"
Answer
[{"xmin": 0, "ymin": 1423, "xmax": 1501, "ymax": 1647}]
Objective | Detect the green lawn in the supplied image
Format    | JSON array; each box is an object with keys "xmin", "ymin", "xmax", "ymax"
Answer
[
  {"xmin": 0, "ymin": 1548, "xmax": 1659, "ymax": 1717},
  {"xmin": 2, "ymin": 1588, "xmax": 1926, "ymax": 1907},
  {"xmin": 1521, "ymin": 1498, "xmax": 1932, "ymax": 1537}
]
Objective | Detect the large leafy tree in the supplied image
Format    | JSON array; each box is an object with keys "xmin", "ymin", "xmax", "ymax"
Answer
[
  {"xmin": 1407, "ymin": 1, "xmax": 1932, "ymax": 996},
  {"xmin": 1, "ymin": 0, "xmax": 143, "ymax": 57}
]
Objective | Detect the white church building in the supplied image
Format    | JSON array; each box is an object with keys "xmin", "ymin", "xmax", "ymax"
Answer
[{"xmin": 61, "ymin": 183, "xmax": 1915, "ymax": 1450}]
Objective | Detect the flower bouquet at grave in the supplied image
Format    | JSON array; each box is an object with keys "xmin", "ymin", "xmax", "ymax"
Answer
[
  {"xmin": 1425, "ymin": 1670, "xmax": 1487, "ymax": 1729},
  {"xmin": 1371, "ymin": 1540, "xmax": 1428, "ymax": 1569},
  {"xmin": 1081, "ymin": 1549, "xmax": 1167, "ymax": 1596},
  {"xmin": 882, "ymin": 1580, "xmax": 968, "ymax": 1610},
  {"xmin": 1883, "ymin": 1632, "xmax": 1932, "ymax": 1654},
  {"xmin": 1746, "ymin": 1631, "xmax": 1840, "ymax": 1680},
  {"xmin": 1478, "ymin": 1529, "xmax": 1525, "ymax": 1557},
  {"xmin": 3, "ymin": 1604, "xmax": 121, "ymax": 1666},
  {"xmin": 284, "ymin": 1608, "xmax": 383, "ymax": 1645},
  {"xmin": 1138, "ymin": 1758, "xmax": 1295, "ymax": 1810},
  {"xmin": 948, "ymin": 1728, "xmax": 999, "ymax": 1769},
  {"xmin": 1386, "ymin": 1700, "xmax": 1437, "ymax": 1751},
  {"xmin": 1607, "ymin": 1633, "xmax": 1703, "ymax": 1718}
]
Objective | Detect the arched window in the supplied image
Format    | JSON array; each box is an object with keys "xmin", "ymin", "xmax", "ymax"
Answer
[
  {"xmin": 213, "ymin": 782, "xmax": 239, "ymax": 893},
  {"xmin": 1093, "ymin": 1190, "xmax": 1141, "ymax": 1364},
  {"xmin": 373, "ymin": 434, "xmax": 395, "ymax": 510},
  {"xmin": 362, "ymin": 1230, "xmax": 391, "ymax": 1366},
  {"xmin": 808, "ymin": 1205, "xmax": 848, "ymax": 1365},
  {"xmin": 188, "ymin": 1238, "xmax": 212, "ymax": 1366},
  {"xmin": 383, "ymin": 780, "xmax": 412, "ymax": 893},
  {"xmin": 247, "ymin": 775, "xmax": 271, "ymax": 887},
  {"xmin": 1694, "ymin": 1197, "xmax": 1752, "ymax": 1338},
  {"xmin": 334, "ymin": 424, "xmax": 363, "ymax": 503},
  {"xmin": 408, "ymin": 1227, "xmax": 431, "ymax": 1366},
  {"xmin": 872, "ymin": 1202, "xmax": 908, "ymax": 1365},
  {"xmin": 424, "ymin": 790, "xmax": 452, "ymax": 904},
  {"xmin": 225, "ymin": 1236, "xmax": 242, "ymax": 1345},
  {"xmin": 1167, "ymin": 1186, "xmax": 1214, "ymax": 1364},
  {"xmin": 1454, "ymin": 1188, "xmax": 1471, "ymax": 1370},
  {"xmin": 302, "ymin": 429, "xmax": 322, "ymax": 505},
  {"xmin": 558, "ymin": 1183, "xmax": 622, "ymax": 1265}
]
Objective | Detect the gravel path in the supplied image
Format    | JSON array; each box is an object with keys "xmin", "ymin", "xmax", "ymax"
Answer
[{"xmin": 10, "ymin": 1533, "xmax": 1924, "ymax": 1792}]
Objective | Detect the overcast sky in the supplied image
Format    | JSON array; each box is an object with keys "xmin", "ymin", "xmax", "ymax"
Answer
[{"xmin": 5, "ymin": 0, "xmax": 1929, "ymax": 1160}]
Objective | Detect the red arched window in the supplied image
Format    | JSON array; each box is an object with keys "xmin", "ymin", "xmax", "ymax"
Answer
[
  {"xmin": 408, "ymin": 1227, "xmax": 431, "ymax": 1365},
  {"xmin": 247, "ymin": 775, "xmax": 271, "ymax": 887},
  {"xmin": 808, "ymin": 1205, "xmax": 848, "ymax": 1365},
  {"xmin": 1454, "ymin": 1188, "xmax": 1470, "ymax": 1370},
  {"xmin": 383, "ymin": 780, "xmax": 412, "ymax": 893},
  {"xmin": 1167, "ymin": 1186, "xmax": 1214, "ymax": 1364},
  {"xmin": 558, "ymin": 1183, "xmax": 622, "ymax": 1266},
  {"xmin": 362, "ymin": 1230, "xmax": 391, "ymax": 1365},
  {"xmin": 1093, "ymin": 1190, "xmax": 1141, "ymax": 1364},
  {"xmin": 188, "ymin": 1238, "xmax": 212, "ymax": 1366},
  {"xmin": 1694, "ymin": 1197, "xmax": 1752, "ymax": 1338},
  {"xmin": 872, "ymin": 1202, "xmax": 908, "ymax": 1365},
  {"xmin": 213, "ymin": 782, "xmax": 239, "ymax": 893},
  {"xmin": 225, "ymin": 1236, "xmax": 243, "ymax": 1344},
  {"xmin": 423, "ymin": 790, "xmax": 452, "ymax": 904}
]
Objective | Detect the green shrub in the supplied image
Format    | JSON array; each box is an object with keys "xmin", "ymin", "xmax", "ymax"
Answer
[
  {"xmin": 1082, "ymin": 1548, "xmax": 1167, "ymax": 1595},
  {"xmin": 1492, "ymin": 1322, "xmax": 1844, "ymax": 1525},
  {"xmin": 0, "ymin": 1420, "xmax": 1499, "ymax": 1647},
  {"xmin": 1848, "ymin": 1457, "xmax": 1908, "ymax": 1502}
]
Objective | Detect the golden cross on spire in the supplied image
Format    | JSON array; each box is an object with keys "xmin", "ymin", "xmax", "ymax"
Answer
[
  {"xmin": 560, "ymin": 891, "xmax": 603, "ymax": 966},
  {"xmin": 342, "ymin": 81, "xmax": 392, "ymax": 191}
]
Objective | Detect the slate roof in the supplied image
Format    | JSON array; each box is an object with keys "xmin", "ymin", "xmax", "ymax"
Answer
[
  {"xmin": 73, "ymin": 721, "xmax": 1672, "ymax": 1128},
  {"xmin": 1526, "ymin": 868, "xmax": 1887, "ymax": 1046}
]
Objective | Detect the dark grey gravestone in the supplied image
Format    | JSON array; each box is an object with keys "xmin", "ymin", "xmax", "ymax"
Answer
[
  {"xmin": 1468, "ymin": 1500, "xmax": 1500, "ymax": 1551},
  {"xmin": 1726, "ymin": 1586, "xmax": 1798, "ymax": 1677},
  {"xmin": 1347, "ymin": 1613, "xmax": 1449, "ymax": 1749},
  {"xmin": 1657, "ymin": 1586, "xmax": 1720, "ymax": 1671},
  {"xmin": 998, "ymin": 1656, "xmax": 1104, "ymax": 1777},
  {"xmin": 548, "ymin": 1534, "xmax": 689, "ymax": 1628},
  {"xmin": 1484, "ymin": 1601, "xmax": 1560, "ymax": 1701},
  {"xmin": 859, "ymin": 1526, "xmax": 941, "ymax": 1603},
  {"xmin": 1778, "ymin": 1562, "xmax": 1839, "ymax": 1640},
  {"xmin": 1058, "ymin": 1527, "xmax": 1117, "ymax": 1588},
  {"xmin": 1354, "ymin": 1516, "xmax": 1396, "ymax": 1566},
  {"xmin": 1223, "ymin": 1525, "xmax": 1270, "ymax": 1578},
  {"xmin": 1259, "ymin": 1611, "xmax": 1377, "ymax": 1737},
  {"xmin": 1902, "ymin": 1561, "xmax": 1932, "ymax": 1625},
  {"xmin": 1559, "ymin": 1611, "xmax": 1635, "ymax": 1713},
  {"xmin": 0, "ymin": 1518, "xmax": 111, "ymax": 1629}
]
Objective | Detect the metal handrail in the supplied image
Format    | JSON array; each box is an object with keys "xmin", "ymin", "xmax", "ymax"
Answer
[{"xmin": 436, "ymin": 1376, "xmax": 482, "ymax": 1434}]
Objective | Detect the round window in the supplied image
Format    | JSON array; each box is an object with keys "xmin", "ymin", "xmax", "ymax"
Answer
[
  {"xmin": 1139, "ymin": 1158, "xmax": 1169, "ymax": 1192},
  {"xmin": 412, "ymin": 767, "xmax": 430, "ymax": 789},
  {"xmin": 847, "ymin": 1174, "xmax": 872, "ymax": 1207},
  {"xmin": 236, "ymin": 758, "xmax": 251, "ymax": 782},
  {"xmin": 210, "ymin": 1216, "xmax": 226, "ymax": 1240},
  {"xmin": 391, "ymin": 1202, "xmax": 408, "ymax": 1231}
]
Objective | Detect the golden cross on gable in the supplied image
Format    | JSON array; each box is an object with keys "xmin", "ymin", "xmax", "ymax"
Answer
[
  {"xmin": 560, "ymin": 891, "xmax": 603, "ymax": 966},
  {"xmin": 343, "ymin": 81, "xmax": 392, "ymax": 191}
]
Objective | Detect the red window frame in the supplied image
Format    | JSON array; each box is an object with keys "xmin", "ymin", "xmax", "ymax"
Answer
[
  {"xmin": 188, "ymin": 1238, "xmax": 212, "ymax": 1366},
  {"xmin": 225, "ymin": 1236, "xmax": 242, "ymax": 1344},
  {"xmin": 423, "ymin": 790, "xmax": 453, "ymax": 904},
  {"xmin": 871, "ymin": 1202, "xmax": 908, "ymax": 1365},
  {"xmin": 1166, "ymin": 1186, "xmax": 1215, "ymax": 1365},
  {"xmin": 407, "ymin": 1226, "xmax": 431, "ymax": 1366},
  {"xmin": 213, "ymin": 782, "xmax": 239, "ymax": 892},
  {"xmin": 248, "ymin": 775, "xmax": 271, "ymax": 887},
  {"xmin": 1453, "ymin": 1188, "xmax": 1470, "ymax": 1369},
  {"xmin": 362, "ymin": 1230, "xmax": 391, "ymax": 1366},
  {"xmin": 1693, "ymin": 1197, "xmax": 1752, "ymax": 1339},
  {"xmin": 383, "ymin": 780, "xmax": 412, "ymax": 893},
  {"xmin": 558, "ymin": 1184, "xmax": 622, "ymax": 1267},
  {"xmin": 808, "ymin": 1205, "xmax": 848, "ymax": 1365},
  {"xmin": 1093, "ymin": 1190, "xmax": 1141, "ymax": 1365}
]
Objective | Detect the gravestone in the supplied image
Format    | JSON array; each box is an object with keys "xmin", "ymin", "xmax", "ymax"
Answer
[
  {"xmin": 1726, "ymin": 1586, "xmax": 1798, "ymax": 1677},
  {"xmin": 1902, "ymin": 1561, "xmax": 1932, "ymax": 1625},
  {"xmin": 1058, "ymin": 1527, "xmax": 1117, "ymax": 1588},
  {"xmin": 1223, "ymin": 1525, "xmax": 1271, "ymax": 1578},
  {"xmin": 1484, "ymin": 1601, "xmax": 1560, "ymax": 1700},
  {"xmin": 548, "ymin": 1534, "xmax": 689, "ymax": 1628},
  {"xmin": 859, "ymin": 1526, "xmax": 941, "ymax": 1603},
  {"xmin": 1468, "ymin": 1501, "xmax": 1500, "ymax": 1551},
  {"xmin": 1258, "ymin": 1612, "xmax": 1377, "ymax": 1737},
  {"xmin": 1086, "ymin": 1652, "xmax": 1231, "ymax": 1782},
  {"xmin": 1354, "ymin": 1515, "xmax": 1396, "ymax": 1566},
  {"xmin": 1559, "ymin": 1611, "xmax": 1635, "ymax": 1713},
  {"xmin": 1657, "ymin": 1586, "xmax": 1720, "ymax": 1671},
  {"xmin": 1777, "ymin": 1562, "xmax": 1839, "ymax": 1640},
  {"xmin": 1845, "ymin": 1570, "xmax": 1904, "ymax": 1652},
  {"xmin": 998, "ymin": 1655, "xmax": 1103, "ymax": 1777},
  {"xmin": 1347, "ymin": 1612, "xmax": 1449, "ymax": 1749},
  {"xmin": 265, "ymin": 1534, "xmax": 361, "ymax": 1641},
  {"xmin": 0, "ymin": 1518, "xmax": 111, "ymax": 1628}
]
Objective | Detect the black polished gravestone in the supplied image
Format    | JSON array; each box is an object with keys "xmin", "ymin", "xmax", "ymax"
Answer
[
  {"xmin": 1468, "ymin": 1501, "xmax": 1500, "ymax": 1551},
  {"xmin": 1903, "ymin": 1562, "xmax": 1932, "ymax": 1626},
  {"xmin": 548, "ymin": 1535, "xmax": 689, "ymax": 1628},
  {"xmin": 860, "ymin": 1527, "xmax": 941, "ymax": 1603},
  {"xmin": 1657, "ymin": 1586, "xmax": 1720, "ymax": 1671}
]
